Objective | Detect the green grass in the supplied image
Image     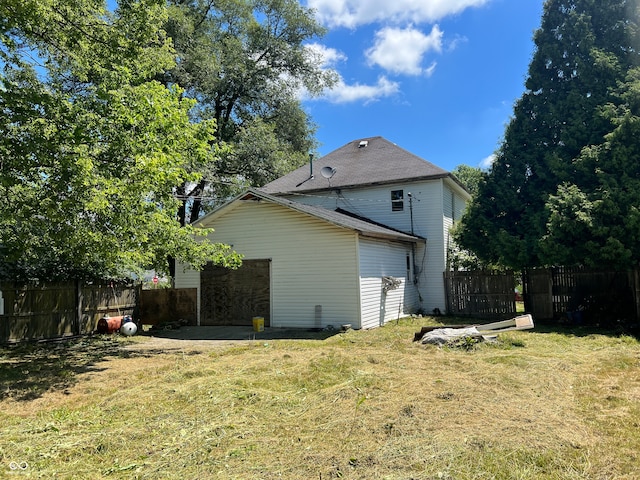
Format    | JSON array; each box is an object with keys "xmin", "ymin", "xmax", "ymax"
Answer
[{"xmin": 1, "ymin": 317, "xmax": 640, "ymax": 479}]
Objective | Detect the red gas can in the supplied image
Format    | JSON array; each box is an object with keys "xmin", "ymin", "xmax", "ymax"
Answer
[{"xmin": 96, "ymin": 315, "xmax": 123, "ymax": 334}]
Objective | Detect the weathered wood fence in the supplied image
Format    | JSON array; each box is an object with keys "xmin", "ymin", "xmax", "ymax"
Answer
[
  {"xmin": 139, "ymin": 288, "xmax": 197, "ymax": 326},
  {"xmin": 0, "ymin": 281, "xmax": 139, "ymax": 343},
  {"xmin": 444, "ymin": 270, "xmax": 516, "ymax": 318},
  {"xmin": 523, "ymin": 267, "xmax": 639, "ymax": 325},
  {"xmin": 445, "ymin": 267, "xmax": 640, "ymax": 325}
]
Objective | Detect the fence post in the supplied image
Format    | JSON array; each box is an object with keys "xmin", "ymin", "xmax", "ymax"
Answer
[
  {"xmin": 522, "ymin": 268, "xmax": 530, "ymax": 313},
  {"xmin": 75, "ymin": 280, "xmax": 83, "ymax": 336},
  {"xmin": 634, "ymin": 267, "xmax": 640, "ymax": 322},
  {"xmin": 0, "ymin": 285, "xmax": 6, "ymax": 343},
  {"xmin": 443, "ymin": 271, "xmax": 450, "ymax": 315}
]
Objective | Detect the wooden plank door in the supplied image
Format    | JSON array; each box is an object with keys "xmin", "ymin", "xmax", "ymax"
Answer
[{"xmin": 201, "ymin": 259, "xmax": 270, "ymax": 326}]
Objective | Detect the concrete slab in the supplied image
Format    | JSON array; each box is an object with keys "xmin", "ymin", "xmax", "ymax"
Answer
[{"xmin": 140, "ymin": 326, "xmax": 338, "ymax": 342}]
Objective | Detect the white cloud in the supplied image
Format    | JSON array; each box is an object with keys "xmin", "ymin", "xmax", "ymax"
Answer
[
  {"xmin": 480, "ymin": 154, "xmax": 496, "ymax": 169},
  {"xmin": 301, "ymin": 43, "xmax": 400, "ymax": 104},
  {"xmin": 446, "ymin": 34, "xmax": 468, "ymax": 52},
  {"xmin": 321, "ymin": 76, "xmax": 401, "ymax": 104},
  {"xmin": 365, "ymin": 25, "xmax": 443, "ymax": 76},
  {"xmin": 307, "ymin": 0, "xmax": 490, "ymax": 28},
  {"xmin": 301, "ymin": 1, "xmax": 486, "ymax": 103}
]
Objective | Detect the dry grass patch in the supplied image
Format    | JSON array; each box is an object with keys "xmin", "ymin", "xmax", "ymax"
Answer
[{"xmin": 1, "ymin": 319, "xmax": 640, "ymax": 479}]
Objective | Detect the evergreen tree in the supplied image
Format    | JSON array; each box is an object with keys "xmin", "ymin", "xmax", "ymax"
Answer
[
  {"xmin": 541, "ymin": 67, "xmax": 640, "ymax": 268},
  {"xmin": 455, "ymin": 0, "xmax": 640, "ymax": 269}
]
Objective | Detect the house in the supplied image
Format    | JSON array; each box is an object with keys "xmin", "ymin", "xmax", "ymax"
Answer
[{"xmin": 175, "ymin": 136, "xmax": 470, "ymax": 329}]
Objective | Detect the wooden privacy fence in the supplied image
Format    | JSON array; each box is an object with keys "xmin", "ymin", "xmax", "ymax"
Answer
[
  {"xmin": 139, "ymin": 288, "xmax": 197, "ymax": 326},
  {"xmin": 444, "ymin": 267, "xmax": 640, "ymax": 325},
  {"xmin": 523, "ymin": 267, "xmax": 639, "ymax": 324},
  {"xmin": 0, "ymin": 281, "xmax": 139, "ymax": 343},
  {"xmin": 444, "ymin": 270, "xmax": 516, "ymax": 318}
]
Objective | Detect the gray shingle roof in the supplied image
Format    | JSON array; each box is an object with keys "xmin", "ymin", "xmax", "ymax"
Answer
[{"xmin": 260, "ymin": 136, "xmax": 450, "ymax": 194}]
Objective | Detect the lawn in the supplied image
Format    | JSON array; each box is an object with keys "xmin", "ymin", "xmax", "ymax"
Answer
[{"xmin": 1, "ymin": 317, "xmax": 639, "ymax": 479}]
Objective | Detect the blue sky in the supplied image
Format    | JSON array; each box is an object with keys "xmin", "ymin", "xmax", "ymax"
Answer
[{"xmin": 301, "ymin": 0, "xmax": 545, "ymax": 172}]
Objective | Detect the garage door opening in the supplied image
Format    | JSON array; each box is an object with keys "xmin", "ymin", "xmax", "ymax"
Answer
[{"xmin": 201, "ymin": 259, "xmax": 271, "ymax": 326}]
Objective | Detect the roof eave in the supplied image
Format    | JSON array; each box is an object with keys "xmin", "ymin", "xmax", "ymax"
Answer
[
  {"xmin": 244, "ymin": 189, "xmax": 425, "ymax": 243},
  {"xmin": 198, "ymin": 188, "xmax": 424, "ymax": 244},
  {"xmin": 358, "ymin": 231, "xmax": 426, "ymax": 244},
  {"xmin": 262, "ymin": 173, "xmax": 452, "ymax": 196},
  {"xmin": 281, "ymin": 200, "xmax": 424, "ymax": 243}
]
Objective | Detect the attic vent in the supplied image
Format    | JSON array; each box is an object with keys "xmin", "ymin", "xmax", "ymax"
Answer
[
  {"xmin": 358, "ymin": 140, "xmax": 368, "ymax": 148},
  {"xmin": 241, "ymin": 193, "xmax": 260, "ymax": 201}
]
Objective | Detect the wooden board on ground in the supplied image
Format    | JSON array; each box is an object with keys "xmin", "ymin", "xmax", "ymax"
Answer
[{"xmin": 414, "ymin": 314, "xmax": 534, "ymax": 342}]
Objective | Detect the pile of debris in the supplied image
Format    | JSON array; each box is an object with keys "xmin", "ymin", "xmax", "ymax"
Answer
[
  {"xmin": 414, "ymin": 314, "xmax": 534, "ymax": 346},
  {"xmin": 149, "ymin": 318, "xmax": 190, "ymax": 332}
]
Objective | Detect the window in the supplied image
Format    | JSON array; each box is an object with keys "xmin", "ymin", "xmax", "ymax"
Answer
[{"xmin": 391, "ymin": 189, "xmax": 404, "ymax": 211}]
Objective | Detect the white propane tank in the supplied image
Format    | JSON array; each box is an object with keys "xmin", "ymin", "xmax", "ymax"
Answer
[{"xmin": 120, "ymin": 321, "xmax": 138, "ymax": 336}]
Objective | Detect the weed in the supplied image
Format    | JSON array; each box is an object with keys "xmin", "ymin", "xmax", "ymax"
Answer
[{"xmin": 447, "ymin": 334, "xmax": 480, "ymax": 351}]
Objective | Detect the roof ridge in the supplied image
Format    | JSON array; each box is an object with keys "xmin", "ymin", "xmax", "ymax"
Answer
[{"xmin": 261, "ymin": 136, "xmax": 450, "ymax": 194}]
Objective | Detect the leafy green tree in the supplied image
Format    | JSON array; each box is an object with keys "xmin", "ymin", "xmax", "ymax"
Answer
[
  {"xmin": 0, "ymin": 0, "xmax": 241, "ymax": 281},
  {"xmin": 452, "ymin": 164, "xmax": 484, "ymax": 197},
  {"xmin": 455, "ymin": 0, "xmax": 640, "ymax": 269},
  {"xmin": 163, "ymin": 0, "xmax": 336, "ymax": 223},
  {"xmin": 447, "ymin": 165, "xmax": 489, "ymax": 270}
]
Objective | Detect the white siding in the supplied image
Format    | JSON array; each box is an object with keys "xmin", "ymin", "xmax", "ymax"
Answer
[
  {"xmin": 281, "ymin": 180, "xmax": 450, "ymax": 313},
  {"xmin": 358, "ymin": 238, "xmax": 419, "ymax": 329},
  {"xmin": 282, "ymin": 185, "xmax": 414, "ymax": 234},
  {"xmin": 410, "ymin": 180, "xmax": 446, "ymax": 313},
  {"xmin": 443, "ymin": 182, "xmax": 467, "ymax": 230},
  {"xmin": 177, "ymin": 175, "xmax": 471, "ymax": 327},
  {"xmin": 441, "ymin": 182, "xmax": 469, "ymax": 311},
  {"xmin": 443, "ymin": 184, "xmax": 455, "ymax": 267},
  {"xmin": 198, "ymin": 201, "xmax": 362, "ymax": 329}
]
